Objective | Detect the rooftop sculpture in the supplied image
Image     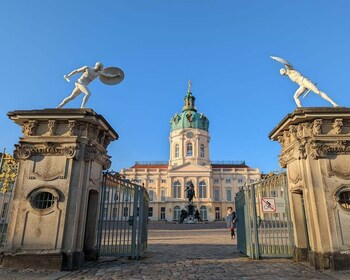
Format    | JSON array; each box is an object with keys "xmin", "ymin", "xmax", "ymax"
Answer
[
  {"xmin": 57, "ymin": 62, "xmax": 124, "ymax": 108},
  {"xmin": 271, "ymin": 56, "xmax": 338, "ymax": 107}
]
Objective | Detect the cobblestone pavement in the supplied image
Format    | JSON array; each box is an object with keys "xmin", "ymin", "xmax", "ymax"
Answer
[{"xmin": 0, "ymin": 222, "xmax": 349, "ymax": 279}]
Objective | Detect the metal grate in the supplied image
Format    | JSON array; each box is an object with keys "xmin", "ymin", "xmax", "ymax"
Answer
[
  {"xmin": 97, "ymin": 171, "xmax": 149, "ymax": 259},
  {"xmin": 339, "ymin": 191, "xmax": 350, "ymax": 209},
  {"xmin": 32, "ymin": 192, "xmax": 55, "ymax": 210},
  {"xmin": 236, "ymin": 173, "xmax": 294, "ymax": 259}
]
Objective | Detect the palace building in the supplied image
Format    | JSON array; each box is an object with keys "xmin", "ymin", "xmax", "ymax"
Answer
[{"xmin": 120, "ymin": 82, "xmax": 261, "ymax": 222}]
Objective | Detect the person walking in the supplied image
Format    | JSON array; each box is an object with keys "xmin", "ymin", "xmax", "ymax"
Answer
[
  {"xmin": 226, "ymin": 207, "xmax": 237, "ymax": 239},
  {"xmin": 230, "ymin": 211, "xmax": 237, "ymax": 239}
]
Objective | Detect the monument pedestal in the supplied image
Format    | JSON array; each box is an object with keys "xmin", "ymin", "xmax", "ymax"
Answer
[
  {"xmin": 2, "ymin": 109, "xmax": 118, "ymax": 270},
  {"xmin": 270, "ymin": 107, "xmax": 350, "ymax": 270}
]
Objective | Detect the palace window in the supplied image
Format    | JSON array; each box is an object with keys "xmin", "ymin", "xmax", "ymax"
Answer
[
  {"xmin": 149, "ymin": 179, "xmax": 154, "ymax": 183},
  {"xmin": 200, "ymin": 144, "xmax": 205, "ymax": 158},
  {"xmin": 123, "ymin": 207, "xmax": 128, "ymax": 217},
  {"xmin": 214, "ymin": 179, "xmax": 219, "ymax": 183},
  {"xmin": 175, "ymin": 144, "xmax": 179, "ymax": 158},
  {"xmin": 215, "ymin": 207, "xmax": 220, "ymax": 220},
  {"xmin": 161, "ymin": 189, "xmax": 166, "ymax": 201},
  {"xmin": 160, "ymin": 207, "xmax": 166, "ymax": 220},
  {"xmin": 198, "ymin": 181, "xmax": 207, "ymax": 198},
  {"xmin": 214, "ymin": 189, "xmax": 220, "ymax": 201},
  {"xmin": 103, "ymin": 207, "xmax": 108, "ymax": 219},
  {"xmin": 149, "ymin": 190, "xmax": 154, "ymax": 201},
  {"xmin": 112, "ymin": 207, "xmax": 118, "ymax": 219},
  {"xmin": 161, "ymin": 179, "xmax": 166, "ymax": 183},
  {"xmin": 226, "ymin": 189, "xmax": 232, "ymax": 202},
  {"xmin": 113, "ymin": 192, "xmax": 119, "ymax": 201},
  {"xmin": 238, "ymin": 178, "xmax": 244, "ymax": 184},
  {"xmin": 104, "ymin": 190, "xmax": 110, "ymax": 201},
  {"xmin": 225, "ymin": 179, "xmax": 231, "ymax": 184},
  {"xmin": 186, "ymin": 142, "xmax": 193, "ymax": 157},
  {"xmin": 172, "ymin": 181, "xmax": 181, "ymax": 198},
  {"xmin": 148, "ymin": 207, "xmax": 153, "ymax": 217},
  {"xmin": 200, "ymin": 206, "xmax": 208, "ymax": 220},
  {"xmin": 173, "ymin": 206, "xmax": 181, "ymax": 220}
]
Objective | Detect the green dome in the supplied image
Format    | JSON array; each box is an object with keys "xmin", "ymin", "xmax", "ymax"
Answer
[{"xmin": 170, "ymin": 89, "xmax": 209, "ymax": 132}]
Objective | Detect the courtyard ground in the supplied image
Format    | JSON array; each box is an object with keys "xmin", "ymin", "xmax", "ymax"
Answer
[{"xmin": 0, "ymin": 221, "xmax": 349, "ymax": 279}]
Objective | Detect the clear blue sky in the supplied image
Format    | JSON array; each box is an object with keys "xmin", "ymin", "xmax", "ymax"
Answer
[{"xmin": 1, "ymin": 1, "xmax": 350, "ymax": 173}]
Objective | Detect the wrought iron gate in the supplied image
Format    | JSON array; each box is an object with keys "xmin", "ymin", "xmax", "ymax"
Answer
[
  {"xmin": 236, "ymin": 172, "xmax": 294, "ymax": 259},
  {"xmin": 97, "ymin": 171, "xmax": 149, "ymax": 259}
]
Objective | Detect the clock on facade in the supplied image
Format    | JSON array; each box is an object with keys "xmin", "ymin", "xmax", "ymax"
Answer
[{"xmin": 186, "ymin": 131, "xmax": 194, "ymax": 138}]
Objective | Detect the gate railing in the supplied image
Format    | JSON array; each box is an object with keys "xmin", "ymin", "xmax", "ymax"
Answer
[
  {"xmin": 236, "ymin": 172, "xmax": 294, "ymax": 259},
  {"xmin": 96, "ymin": 171, "xmax": 149, "ymax": 259}
]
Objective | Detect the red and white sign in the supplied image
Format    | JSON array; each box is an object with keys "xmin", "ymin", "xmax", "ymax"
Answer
[{"xmin": 261, "ymin": 198, "xmax": 276, "ymax": 212}]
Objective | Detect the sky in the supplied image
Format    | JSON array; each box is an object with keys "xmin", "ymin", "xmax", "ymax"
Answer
[{"xmin": 1, "ymin": 1, "xmax": 350, "ymax": 174}]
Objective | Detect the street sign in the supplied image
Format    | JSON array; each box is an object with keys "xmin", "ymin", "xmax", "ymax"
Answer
[
  {"xmin": 261, "ymin": 197, "xmax": 286, "ymax": 213},
  {"xmin": 261, "ymin": 198, "xmax": 276, "ymax": 212}
]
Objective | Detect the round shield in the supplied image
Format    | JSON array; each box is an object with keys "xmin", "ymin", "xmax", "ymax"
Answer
[{"xmin": 99, "ymin": 67, "xmax": 125, "ymax": 85}]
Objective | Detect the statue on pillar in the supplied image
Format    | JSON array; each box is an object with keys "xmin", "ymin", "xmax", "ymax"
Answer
[
  {"xmin": 57, "ymin": 62, "xmax": 124, "ymax": 108},
  {"xmin": 270, "ymin": 56, "xmax": 339, "ymax": 108}
]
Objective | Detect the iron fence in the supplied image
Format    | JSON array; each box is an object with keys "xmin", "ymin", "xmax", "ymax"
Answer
[
  {"xmin": 96, "ymin": 171, "xmax": 149, "ymax": 259},
  {"xmin": 236, "ymin": 172, "xmax": 294, "ymax": 259}
]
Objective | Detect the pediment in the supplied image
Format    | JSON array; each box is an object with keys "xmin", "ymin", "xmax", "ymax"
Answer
[{"xmin": 168, "ymin": 162, "xmax": 211, "ymax": 173}]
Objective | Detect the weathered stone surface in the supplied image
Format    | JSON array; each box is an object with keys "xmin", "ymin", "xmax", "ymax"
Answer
[
  {"xmin": 3, "ymin": 108, "xmax": 118, "ymax": 270},
  {"xmin": 270, "ymin": 107, "xmax": 350, "ymax": 271}
]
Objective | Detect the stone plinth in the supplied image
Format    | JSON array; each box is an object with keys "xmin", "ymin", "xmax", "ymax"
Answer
[
  {"xmin": 3, "ymin": 109, "xmax": 118, "ymax": 270},
  {"xmin": 269, "ymin": 107, "xmax": 350, "ymax": 270}
]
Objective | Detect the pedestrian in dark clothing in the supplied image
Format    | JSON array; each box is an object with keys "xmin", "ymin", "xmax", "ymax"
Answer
[
  {"xmin": 230, "ymin": 211, "xmax": 237, "ymax": 239},
  {"xmin": 226, "ymin": 207, "xmax": 237, "ymax": 239}
]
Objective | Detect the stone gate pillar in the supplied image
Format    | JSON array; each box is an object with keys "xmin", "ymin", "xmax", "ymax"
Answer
[
  {"xmin": 269, "ymin": 107, "xmax": 350, "ymax": 270},
  {"xmin": 3, "ymin": 109, "xmax": 118, "ymax": 270}
]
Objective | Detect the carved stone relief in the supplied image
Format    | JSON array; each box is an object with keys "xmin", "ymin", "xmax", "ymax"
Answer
[
  {"xmin": 327, "ymin": 158, "xmax": 350, "ymax": 180},
  {"xmin": 22, "ymin": 120, "xmax": 38, "ymax": 136},
  {"xmin": 47, "ymin": 120, "xmax": 56, "ymax": 136},
  {"xmin": 310, "ymin": 140, "xmax": 350, "ymax": 159},
  {"xmin": 29, "ymin": 156, "xmax": 68, "ymax": 181},
  {"xmin": 329, "ymin": 119, "xmax": 343, "ymax": 135},
  {"xmin": 68, "ymin": 120, "xmax": 76, "ymax": 136},
  {"xmin": 14, "ymin": 143, "xmax": 80, "ymax": 160},
  {"xmin": 312, "ymin": 119, "xmax": 322, "ymax": 136}
]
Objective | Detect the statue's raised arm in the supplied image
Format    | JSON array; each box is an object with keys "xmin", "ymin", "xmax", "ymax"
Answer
[
  {"xmin": 270, "ymin": 56, "xmax": 338, "ymax": 107},
  {"xmin": 63, "ymin": 66, "xmax": 88, "ymax": 82}
]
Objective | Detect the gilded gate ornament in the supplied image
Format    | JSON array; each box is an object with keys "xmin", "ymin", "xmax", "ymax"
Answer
[{"xmin": 0, "ymin": 154, "xmax": 18, "ymax": 193}]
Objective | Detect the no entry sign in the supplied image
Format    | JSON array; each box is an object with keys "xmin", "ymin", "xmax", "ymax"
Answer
[{"xmin": 261, "ymin": 198, "xmax": 276, "ymax": 212}]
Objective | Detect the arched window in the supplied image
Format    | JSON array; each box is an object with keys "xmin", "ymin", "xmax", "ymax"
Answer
[
  {"xmin": 200, "ymin": 206, "xmax": 207, "ymax": 220},
  {"xmin": 198, "ymin": 181, "xmax": 207, "ymax": 198},
  {"xmin": 186, "ymin": 142, "xmax": 193, "ymax": 157},
  {"xmin": 200, "ymin": 144, "xmax": 205, "ymax": 158},
  {"xmin": 174, "ymin": 206, "xmax": 181, "ymax": 221},
  {"xmin": 172, "ymin": 181, "xmax": 181, "ymax": 198},
  {"xmin": 175, "ymin": 144, "xmax": 179, "ymax": 158}
]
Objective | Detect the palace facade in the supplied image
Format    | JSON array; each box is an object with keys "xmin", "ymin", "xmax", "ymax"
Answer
[{"xmin": 120, "ymin": 83, "xmax": 261, "ymax": 222}]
